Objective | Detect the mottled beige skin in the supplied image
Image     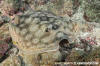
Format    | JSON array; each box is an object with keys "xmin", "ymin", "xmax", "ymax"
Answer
[
  {"xmin": 9, "ymin": 11, "xmax": 62, "ymax": 52},
  {"xmin": 1, "ymin": 10, "xmax": 100, "ymax": 66},
  {"xmin": 2, "ymin": 11, "xmax": 64, "ymax": 66}
]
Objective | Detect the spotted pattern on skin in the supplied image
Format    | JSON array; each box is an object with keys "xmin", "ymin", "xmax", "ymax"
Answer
[
  {"xmin": 9, "ymin": 10, "xmax": 95, "ymax": 53},
  {"xmin": 4, "ymin": 9, "xmax": 100, "ymax": 66}
]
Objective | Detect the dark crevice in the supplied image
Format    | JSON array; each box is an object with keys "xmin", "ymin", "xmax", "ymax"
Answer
[
  {"xmin": 59, "ymin": 39, "xmax": 69, "ymax": 62},
  {"xmin": 59, "ymin": 39, "xmax": 75, "ymax": 62},
  {"xmin": 0, "ymin": 54, "xmax": 9, "ymax": 63},
  {"xmin": 59, "ymin": 39, "xmax": 69, "ymax": 48}
]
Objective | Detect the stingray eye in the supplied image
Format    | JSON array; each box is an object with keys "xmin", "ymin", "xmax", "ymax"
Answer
[{"xmin": 52, "ymin": 24, "xmax": 59, "ymax": 30}]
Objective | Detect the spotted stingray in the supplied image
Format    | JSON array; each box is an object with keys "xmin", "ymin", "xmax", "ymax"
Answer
[
  {"xmin": 1, "ymin": 10, "xmax": 100, "ymax": 65},
  {"xmin": 8, "ymin": 10, "xmax": 72, "ymax": 53}
]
